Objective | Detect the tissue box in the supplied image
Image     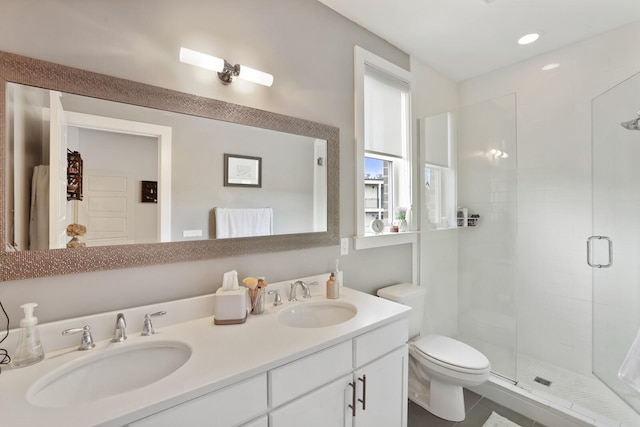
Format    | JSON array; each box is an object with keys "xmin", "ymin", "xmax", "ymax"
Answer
[{"xmin": 214, "ymin": 287, "xmax": 248, "ymax": 325}]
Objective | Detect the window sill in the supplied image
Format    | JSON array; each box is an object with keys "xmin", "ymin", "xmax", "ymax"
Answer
[{"xmin": 353, "ymin": 231, "xmax": 419, "ymax": 250}]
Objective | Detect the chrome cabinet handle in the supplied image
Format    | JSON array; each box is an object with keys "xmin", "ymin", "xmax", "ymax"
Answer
[
  {"xmin": 358, "ymin": 375, "xmax": 367, "ymax": 410},
  {"xmin": 348, "ymin": 381, "xmax": 357, "ymax": 417},
  {"xmin": 587, "ymin": 236, "xmax": 613, "ymax": 268}
]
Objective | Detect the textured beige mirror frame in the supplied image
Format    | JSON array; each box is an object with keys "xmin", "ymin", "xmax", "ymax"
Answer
[{"xmin": 0, "ymin": 51, "xmax": 339, "ymax": 281}]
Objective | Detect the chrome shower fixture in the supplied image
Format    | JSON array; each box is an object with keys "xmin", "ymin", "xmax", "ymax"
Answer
[{"xmin": 621, "ymin": 111, "xmax": 640, "ymax": 130}]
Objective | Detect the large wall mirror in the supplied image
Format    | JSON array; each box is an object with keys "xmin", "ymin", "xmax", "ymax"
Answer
[{"xmin": 0, "ymin": 51, "xmax": 339, "ymax": 281}]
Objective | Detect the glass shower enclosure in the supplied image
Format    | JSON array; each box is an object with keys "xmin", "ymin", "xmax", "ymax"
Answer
[
  {"xmin": 592, "ymin": 70, "xmax": 640, "ymax": 413},
  {"xmin": 456, "ymin": 93, "xmax": 518, "ymax": 381}
]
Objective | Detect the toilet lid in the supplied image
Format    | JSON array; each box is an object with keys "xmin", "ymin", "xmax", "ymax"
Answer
[{"xmin": 414, "ymin": 335, "xmax": 490, "ymax": 371}]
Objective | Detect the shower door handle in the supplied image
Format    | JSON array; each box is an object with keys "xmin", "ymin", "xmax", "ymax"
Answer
[{"xmin": 587, "ymin": 236, "xmax": 613, "ymax": 268}]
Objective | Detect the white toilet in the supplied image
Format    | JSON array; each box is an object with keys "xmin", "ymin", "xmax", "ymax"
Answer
[{"xmin": 377, "ymin": 283, "xmax": 491, "ymax": 422}]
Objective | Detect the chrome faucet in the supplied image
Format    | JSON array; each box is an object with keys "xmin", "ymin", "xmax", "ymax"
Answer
[
  {"xmin": 141, "ymin": 311, "xmax": 166, "ymax": 336},
  {"xmin": 62, "ymin": 325, "xmax": 95, "ymax": 351},
  {"xmin": 111, "ymin": 312, "xmax": 127, "ymax": 342},
  {"xmin": 289, "ymin": 280, "xmax": 318, "ymax": 301},
  {"xmin": 268, "ymin": 289, "xmax": 282, "ymax": 306}
]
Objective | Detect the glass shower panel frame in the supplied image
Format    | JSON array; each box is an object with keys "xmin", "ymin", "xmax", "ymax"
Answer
[
  {"xmin": 592, "ymin": 71, "xmax": 640, "ymax": 413},
  {"xmin": 456, "ymin": 94, "xmax": 518, "ymax": 381}
]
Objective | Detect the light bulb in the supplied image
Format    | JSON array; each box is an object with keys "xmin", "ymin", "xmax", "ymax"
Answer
[
  {"xmin": 179, "ymin": 47, "xmax": 224, "ymax": 73},
  {"xmin": 238, "ymin": 65, "xmax": 274, "ymax": 87}
]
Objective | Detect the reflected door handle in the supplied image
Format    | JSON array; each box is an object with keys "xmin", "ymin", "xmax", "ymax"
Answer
[{"xmin": 587, "ymin": 236, "xmax": 613, "ymax": 268}]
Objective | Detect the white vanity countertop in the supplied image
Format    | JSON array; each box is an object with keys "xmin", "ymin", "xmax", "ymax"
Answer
[{"xmin": 0, "ymin": 284, "xmax": 410, "ymax": 427}]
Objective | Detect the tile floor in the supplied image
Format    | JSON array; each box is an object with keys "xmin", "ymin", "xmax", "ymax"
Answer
[{"xmin": 408, "ymin": 389, "xmax": 546, "ymax": 427}]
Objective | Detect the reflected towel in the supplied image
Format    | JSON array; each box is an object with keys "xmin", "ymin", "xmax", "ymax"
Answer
[
  {"xmin": 619, "ymin": 327, "xmax": 640, "ymax": 392},
  {"xmin": 215, "ymin": 208, "xmax": 273, "ymax": 239}
]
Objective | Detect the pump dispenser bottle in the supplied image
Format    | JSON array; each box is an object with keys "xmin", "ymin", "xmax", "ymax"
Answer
[
  {"xmin": 326, "ymin": 272, "xmax": 339, "ymax": 299},
  {"xmin": 13, "ymin": 303, "xmax": 44, "ymax": 368}
]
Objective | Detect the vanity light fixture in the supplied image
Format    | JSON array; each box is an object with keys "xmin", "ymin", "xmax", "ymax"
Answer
[{"xmin": 179, "ymin": 47, "xmax": 274, "ymax": 87}]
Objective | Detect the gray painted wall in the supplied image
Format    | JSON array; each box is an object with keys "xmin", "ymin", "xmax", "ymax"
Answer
[{"xmin": 0, "ymin": 0, "xmax": 414, "ymax": 324}]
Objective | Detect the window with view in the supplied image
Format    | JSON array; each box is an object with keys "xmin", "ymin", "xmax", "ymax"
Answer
[{"xmin": 356, "ymin": 49, "xmax": 412, "ymax": 235}]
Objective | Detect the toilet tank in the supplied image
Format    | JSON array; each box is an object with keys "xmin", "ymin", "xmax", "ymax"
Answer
[{"xmin": 377, "ymin": 283, "xmax": 426, "ymax": 338}]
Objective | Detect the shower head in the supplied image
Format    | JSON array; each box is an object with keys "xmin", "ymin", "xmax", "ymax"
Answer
[{"xmin": 621, "ymin": 111, "xmax": 640, "ymax": 130}]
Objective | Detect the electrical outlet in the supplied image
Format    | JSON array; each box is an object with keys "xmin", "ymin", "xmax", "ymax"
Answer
[
  {"xmin": 183, "ymin": 229, "xmax": 203, "ymax": 238},
  {"xmin": 340, "ymin": 237, "xmax": 349, "ymax": 255}
]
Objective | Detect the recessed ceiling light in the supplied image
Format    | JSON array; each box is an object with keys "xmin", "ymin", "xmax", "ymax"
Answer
[
  {"xmin": 542, "ymin": 63, "xmax": 560, "ymax": 71},
  {"xmin": 518, "ymin": 33, "xmax": 540, "ymax": 45}
]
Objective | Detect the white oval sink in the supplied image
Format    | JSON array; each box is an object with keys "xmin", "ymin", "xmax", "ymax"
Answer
[
  {"xmin": 27, "ymin": 340, "xmax": 191, "ymax": 408},
  {"xmin": 277, "ymin": 301, "xmax": 357, "ymax": 328}
]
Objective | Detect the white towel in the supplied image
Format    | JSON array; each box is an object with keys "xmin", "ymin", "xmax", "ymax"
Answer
[
  {"xmin": 619, "ymin": 327, "xmax": 640, "ymax": 391},
  {"xmin": 215, "ymin": 208, "xmax": 273, "ymax": 239}
]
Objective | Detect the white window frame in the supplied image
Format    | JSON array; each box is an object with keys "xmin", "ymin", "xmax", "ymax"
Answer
[{"xmin": 354, "ymin": 46, "xmax": 415, "ymax": 249}]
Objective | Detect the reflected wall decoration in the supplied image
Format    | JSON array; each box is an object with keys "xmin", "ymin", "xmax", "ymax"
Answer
[
  {"xmin": 224, "ymin": 154, "xmax": 262, "ymax": 187},
  {"xmin": 141, "ymin": 181, "xmax": 158, "ymax": 203},
  {"xmin": 66, "ymin": 150, "xmax": 83, "ymax": 201}
]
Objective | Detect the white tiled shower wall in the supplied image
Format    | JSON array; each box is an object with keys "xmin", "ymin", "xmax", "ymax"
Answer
[{"xmin": 458, "ymin": 20, "xmax": 640, "ymax": 377}]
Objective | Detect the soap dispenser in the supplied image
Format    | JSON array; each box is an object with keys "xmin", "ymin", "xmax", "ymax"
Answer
[
  {"xmin": 326, "ymin": 272, "xmax": 339, "ymax": 299},
  {"xmin": 13, "ymin": 303, "xmax": 45, "ymax": 368}
]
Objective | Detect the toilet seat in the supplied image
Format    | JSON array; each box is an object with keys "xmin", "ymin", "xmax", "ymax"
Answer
[{"xmin": 413, "ymin": 334, "xmax": 490, "ymax": 374}]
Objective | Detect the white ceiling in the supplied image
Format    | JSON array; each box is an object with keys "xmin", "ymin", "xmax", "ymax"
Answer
[{"xmin": 318, "ymin": 0, "xmax": 640, "ymax": 81}]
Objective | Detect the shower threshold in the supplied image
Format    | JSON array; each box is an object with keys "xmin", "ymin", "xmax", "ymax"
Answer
[{"xmin": 471, "ymin": 366, "xmax": 640, "ymax": 427}]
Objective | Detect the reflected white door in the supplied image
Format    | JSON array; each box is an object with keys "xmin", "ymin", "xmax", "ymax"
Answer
[
  {"xmin": 77, "ymin": 173, "xmax": 134, "ymax": 246},
  {"xmin": 48, "ymin": 91, "xmax": 68, "ymax": 249}
]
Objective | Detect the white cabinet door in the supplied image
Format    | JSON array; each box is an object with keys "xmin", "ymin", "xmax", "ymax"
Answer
[
  {"xmin": 353, "ymin": 346, "xmax": 408, "ymax": 427},
  {"xmin": 270, "ymin": 374, "xmax": 354, "ymax": 427}
]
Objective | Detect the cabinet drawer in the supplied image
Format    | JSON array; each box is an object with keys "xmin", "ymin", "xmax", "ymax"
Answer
[
  {"xmin": 129, "ymin": 373, "xmax": 267, "ymax": 427},
  {"xmin": 353, "ymin": 318, "xmax": 408, "ymax": 367},
  {"xmin": 269, "ymin": 340, "xmax": 352, "ymax": 408},
  {"xmin": 269, "ymin": 374, "xmax": 353, "ymax": 427}
]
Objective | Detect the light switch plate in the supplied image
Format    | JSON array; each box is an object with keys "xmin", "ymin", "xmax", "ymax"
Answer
[{"xmin": 340, "ymin": 237, "xmax": 349, "ymax": 255}]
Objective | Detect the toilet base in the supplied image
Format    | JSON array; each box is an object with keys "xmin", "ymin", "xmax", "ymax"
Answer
[
  {"xmin": 408, "ymin": 354, "xmax": 466, "ymax": 422},
  {"xmin": 409, "ymin": 379, "xmax": 466, "ymax": 422},
  {"xmin": 428, "ymin": 379, "xmax": 466, "ymax": 421}
]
